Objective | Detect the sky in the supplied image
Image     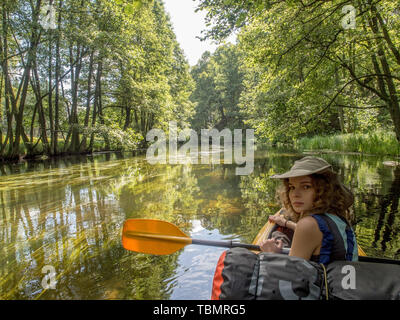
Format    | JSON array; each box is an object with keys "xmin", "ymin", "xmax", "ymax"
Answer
[{"xmin": 162, "ymin": 0, "xmax": 236, "ymax": 66}]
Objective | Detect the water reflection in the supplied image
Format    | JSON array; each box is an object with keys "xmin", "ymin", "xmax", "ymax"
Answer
[
  {"xmin": 0, "ymin": 149, "xmax": 399, "ymax": 299},
  {"xmin": 373, "ymin": 166, "xmax": 400, "ymax": 255}
]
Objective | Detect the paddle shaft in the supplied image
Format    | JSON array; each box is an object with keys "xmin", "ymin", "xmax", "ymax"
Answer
[
  {"xmin": 124, "ymin": 230, "xmax": 261, "ymax": 251},
  {"xmin": 192, "ymin": 238, "xmax": 261, "ymax": 251}
]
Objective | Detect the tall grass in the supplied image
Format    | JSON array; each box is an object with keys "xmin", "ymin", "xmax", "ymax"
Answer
[{"xmin": 296, "ymin": 130, "xmax": 400, "ymax": 157}]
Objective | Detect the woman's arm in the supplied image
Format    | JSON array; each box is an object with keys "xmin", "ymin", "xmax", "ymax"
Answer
[
  {"xmin": 285, "ymin": 220, "xmax": 296, "ymax": 231},
  {"xmin": 288, "ymin": 216, "xmax": 322, "ymax": 260},
  {"xmin": 260, "ymin": 238, "xmax": 284, "ymax": 253},
  {"xmin": 268, "ymin": 215, "xmax": 297, "ymax": 231}
]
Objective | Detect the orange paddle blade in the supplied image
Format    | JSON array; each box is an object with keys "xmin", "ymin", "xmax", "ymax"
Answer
[{"xmin": 122, "ymin": 219, "xmax": 192, "ymax": 255}]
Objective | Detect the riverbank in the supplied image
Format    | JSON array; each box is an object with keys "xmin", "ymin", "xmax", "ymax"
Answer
[
  {"xmin": 0, "ymin": 135, "xmax": 146, "ymax": 163},
  {"xmin": 296, "ymin": 130, "xmax": 400, "ymax": 157}
]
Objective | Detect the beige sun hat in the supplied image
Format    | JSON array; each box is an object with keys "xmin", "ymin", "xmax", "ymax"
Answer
[{"xmin": 270, "ymin": 156, "xmax": 333, "ymax": 179}]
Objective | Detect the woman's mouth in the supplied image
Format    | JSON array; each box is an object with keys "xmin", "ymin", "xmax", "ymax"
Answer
[{"xmin": 292, "ymin": 202, "xmax": 304, "ymax": 206}]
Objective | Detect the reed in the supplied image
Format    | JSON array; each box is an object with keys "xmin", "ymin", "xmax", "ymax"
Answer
[{"xmin": 296, "ymin": 130, "xmax": 400, "ymax": 157}]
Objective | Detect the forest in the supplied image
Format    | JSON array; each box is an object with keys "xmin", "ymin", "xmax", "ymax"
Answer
[{"xmin": 1, "ymin": 0, "xmax": 399, "ymax": 161}]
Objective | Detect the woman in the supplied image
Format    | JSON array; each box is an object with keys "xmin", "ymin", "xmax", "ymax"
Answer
[{"xmin": 260, "ymin": 156, "xmax": 358, "ymax": 264}]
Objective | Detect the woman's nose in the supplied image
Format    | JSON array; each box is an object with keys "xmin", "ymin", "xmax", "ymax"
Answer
[{"xmin": 292, "ymin": 188, "xmax": 301, "ymax": 197}]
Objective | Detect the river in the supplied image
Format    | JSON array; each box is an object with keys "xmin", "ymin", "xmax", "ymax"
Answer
[{"xmin": 0, "ymin": 148, "xmax": 399, "ymax": 299}]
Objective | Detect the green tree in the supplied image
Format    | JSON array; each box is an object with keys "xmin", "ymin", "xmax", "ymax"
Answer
[
  {"xmin": 197, "ymin": 0, "xmax": 400, "ymax": 143},
  {"xmin": 190, "ymin": 43, "xmax": 245, "ymax": 131},
  {"xmin": 0, "ymin": 0, "xmax": 194, "ymax": 160}
]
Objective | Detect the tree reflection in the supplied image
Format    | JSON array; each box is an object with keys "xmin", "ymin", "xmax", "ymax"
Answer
[
  {"xmin": 373, "ymin": 167, "xmax": 400, "ymax": 254},
  {"xmin": 0, "ymin": 150, "xmax": 399, "ymax": 300},
  {"xmin": 0, "ymin": 153, "xmax": 179, "ymax": 299}
]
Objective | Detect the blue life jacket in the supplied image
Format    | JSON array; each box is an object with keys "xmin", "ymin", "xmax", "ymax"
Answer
[{"xmin": 310, "ymin": 213, "xmax": 358, "ymax": 265}]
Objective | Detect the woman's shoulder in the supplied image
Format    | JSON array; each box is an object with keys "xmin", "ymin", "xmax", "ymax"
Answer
[
  {"xmin": 298, "ymin": 215, "xmax": 319, "ymax": 226},
  {"xmin": 296, "ymin": 216, "xmax": 322, "ymax": 236},
  {"xmin": 291, "ymin": 216, "xmax": 323, "ymax": 258}
]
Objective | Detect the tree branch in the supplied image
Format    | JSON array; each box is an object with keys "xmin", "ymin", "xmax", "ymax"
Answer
[
  {"xmin": 335, "ymin": 103, "xmax": 387, "ymax": 109},
  {"xmin": 304, "ymin": 74, "xmax": 388, "ymax": 126}
]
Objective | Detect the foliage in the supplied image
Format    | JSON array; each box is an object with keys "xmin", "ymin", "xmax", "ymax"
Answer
[
  {"xmin": 0, "ymin": 0, "xmax": 194, "ymax": 160},
  {"xmin": 82, "ymin": 124, "xmax": 143, "ymax": 151},
  {"xmin": 197, "ymin": 0, "xmax": 400, "ymax": 145},
  {"xmin": 190, "ymin": 43, "xmax": 245, "ymax": 131}
]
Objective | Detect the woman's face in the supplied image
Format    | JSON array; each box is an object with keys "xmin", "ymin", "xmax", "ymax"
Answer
[{"xmin": 288, "ymin": 175, "xmax": 316, "ymax": 214}]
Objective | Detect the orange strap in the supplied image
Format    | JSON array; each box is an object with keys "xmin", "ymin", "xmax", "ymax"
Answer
[{"xmin": 211, "ymin": 251, "xmax": 227, "ymax": 300}]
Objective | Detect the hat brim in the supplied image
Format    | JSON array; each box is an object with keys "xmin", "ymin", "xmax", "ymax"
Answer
[{"xmin": 270, "ymin": 165, "xmax": 332, "ymax": 179}]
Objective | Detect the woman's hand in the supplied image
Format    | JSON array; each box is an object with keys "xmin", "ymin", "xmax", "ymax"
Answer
[
  {"xmin": 268, "ymin": 215, "xmax": 287, "ymax": 227},
  {"xmin": 260, "ymin": 238, "xmax": 284, "ymax": 253}
]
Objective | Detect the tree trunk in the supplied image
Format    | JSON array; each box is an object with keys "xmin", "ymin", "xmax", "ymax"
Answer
[
  {"xmin": 9, "ymin": 0, "xmax": 41, "ymax": 160},
  {"xmin": 374, "ymin": 7, "xmax": 400, "ymax": 66},
  {"xmin": 32, "ymin": 60, "xmax": 50, "ymax": 154},
  {"xmin": 123, "ymin": 106, "xmax": 131, "ymax": 131},
  {"xmin": 134, "ymin": 108, "xmax": 139, "ymax": 129},
  {"xmin": 335, "ymin": 65, "xmax": 345, "ymax": 133},
  {"xmin": 368, "ymin": 5, "xmax": 400, "ymax": 142},
  {"xmin": 1, "ymin": 3, "xmax": 15, "ymax": 158},
  {"xmin": 30, "ymin": 102, "xmax": 38, "ymax": 145},
  {"xmin": 48, "ymin": 29, "xmax": 54, "ymax": 155},
  {"xmin": 53, "ymin": 0, "xmax": 63, "ymax": 155},
  {"xmin": 66, "ymin": 44, "xmax": 83, "ymax": 153},
  {"xmin": 89, "ymin": 59, "xmax": 101, "ymax": 151},
  {"xmin": 80, "ymin": 49, "xmax": 94, "ymax": 152},
  {"xmin": 96, "ymin": 60, "xmax": 110, "ymax": 150},
  {"xmin": 140, "ymin": 110, "xmax": 147, "ymax": 135},
  {"xmin": 0, "ymin": 71, "xmax": 3, "ymax": 151}
]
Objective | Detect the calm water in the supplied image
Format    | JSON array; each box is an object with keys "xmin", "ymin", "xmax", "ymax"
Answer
[{"xmin": 0, "ymin": 149, "xmax": 399, "ymax": 299}]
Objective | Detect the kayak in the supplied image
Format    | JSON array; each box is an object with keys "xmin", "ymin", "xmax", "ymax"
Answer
[
  {"xmin": 251, "ymin": 209, "xmax": 367, "ymax": 257},
  {"xmin": 212, "ymin": 211, "xmax": 400, "ymax": 300}
]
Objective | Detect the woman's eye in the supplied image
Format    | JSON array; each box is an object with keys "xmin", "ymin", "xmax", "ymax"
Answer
[{"xmin": 304, "ymin": 185, "xmax": 311, "ymax": 189}]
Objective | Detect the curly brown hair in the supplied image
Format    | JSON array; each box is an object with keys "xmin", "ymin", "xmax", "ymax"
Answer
[{"xmin": 276, "ymin": 169, "xmax": 354, "ymax": 223}]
